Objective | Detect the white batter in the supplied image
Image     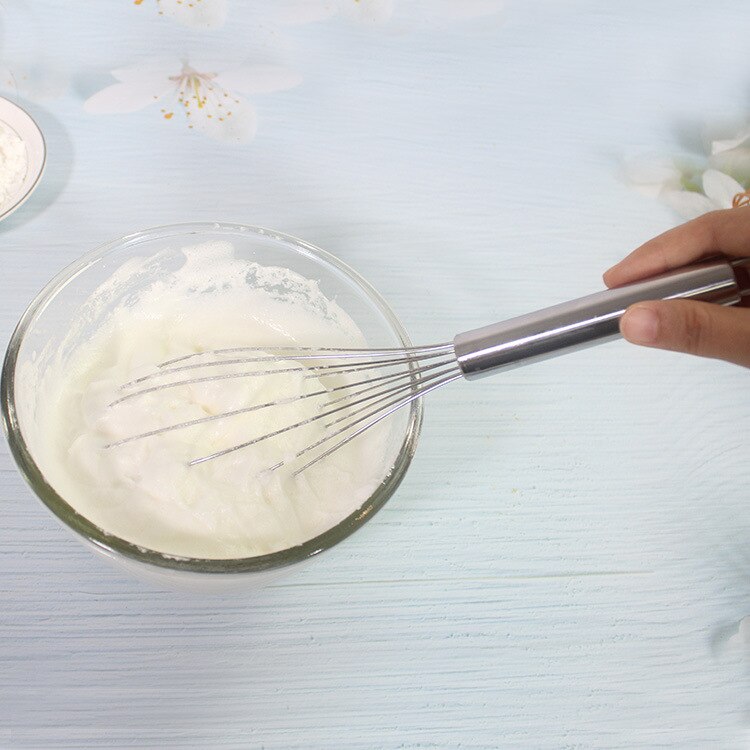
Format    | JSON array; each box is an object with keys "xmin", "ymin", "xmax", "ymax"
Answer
[
  {"xmin": 32, "ymin": 241, "xmax": 397, "ymax": 559},
  {"xmin": 0, "ymin": 120, "xmax": 27, "ymax": 211}
]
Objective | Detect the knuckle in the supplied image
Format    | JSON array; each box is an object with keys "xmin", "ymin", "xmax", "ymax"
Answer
[
  {"xmin": 692, "ymin": 211, "xmax": 721, "ymax": 248},
  {"xmin": 680, "ymin": 303, "xmax": 711, "ymax": 355}
]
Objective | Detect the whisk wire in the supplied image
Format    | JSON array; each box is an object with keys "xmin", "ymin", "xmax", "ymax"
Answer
[
  {"xmin": 105, "ymin": 355, "xmax": 456, "ymax": 448},
  {"xmin": 127, "ymin": 347, "xmax": 452, "ymax": 387},
  {"xmin": 188, "ymin": 360, "xmax": 460, "ymax": 466},
  {"xmin": 113, "ymin": 348, "xmax": 454, "ymax": 406},
  {"xmin": 159, "ymin": 343, "xmax": 454, "ymax": 368},
  {"xmin": 322, "ymin": 365, "xmax": 459, "ymax": 429},
  {"xmin": 287, "ymin": 372, "xmax": 463, "ymax": 476},
  {"xmin": 191, "ymin": 368, "xmax": 461, "ymax": 468},
  {"xmin": 107, "ymin": 342, "xmax": 460, "ymax": 472}
]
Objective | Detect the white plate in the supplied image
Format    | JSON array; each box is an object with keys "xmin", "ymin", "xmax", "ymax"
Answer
[{"xmin": 0, "ymin": 96, "xmax": 46, "ymax": 221}]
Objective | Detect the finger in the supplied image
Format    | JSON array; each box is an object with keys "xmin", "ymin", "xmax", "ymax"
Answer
[
  {"xmin": 604, "ymin": 207, "xmax": 750, "ymax": 288},
  {"xmin": 620, "ymin": 299, "xmax": 750, "ymax": 368}
]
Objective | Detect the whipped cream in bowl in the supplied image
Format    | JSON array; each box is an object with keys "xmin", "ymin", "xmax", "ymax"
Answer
[{"xmin": 1, "ymin": 224, "xmax": 422, "ymax": 590}]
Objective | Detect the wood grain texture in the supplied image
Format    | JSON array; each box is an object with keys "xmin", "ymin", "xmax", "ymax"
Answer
[{"xmin": 1, "ymin": 1, "xmax": 749, "ymax": 747}]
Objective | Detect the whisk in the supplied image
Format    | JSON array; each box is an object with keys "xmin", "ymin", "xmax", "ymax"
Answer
[{"xmin": 108, "ymin": 257, "xmax": 750, "ymax": 474}]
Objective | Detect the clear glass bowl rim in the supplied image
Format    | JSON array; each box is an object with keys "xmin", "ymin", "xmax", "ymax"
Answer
[{"xmin": 1, "ymin": 222, "xmax": 424, "ymax": 574}]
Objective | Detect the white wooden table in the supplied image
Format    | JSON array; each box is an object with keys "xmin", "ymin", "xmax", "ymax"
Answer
[{"xmin": 1, "ymin": 2, "xmax": 749, "ymax": 747}]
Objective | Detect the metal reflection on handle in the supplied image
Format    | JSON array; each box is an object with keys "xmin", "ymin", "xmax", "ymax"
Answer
[{"xmin": 453, "ymin": 258, "xmax": 744, "ymax": 380}]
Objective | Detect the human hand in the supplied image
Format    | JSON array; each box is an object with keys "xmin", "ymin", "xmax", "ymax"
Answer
[{"xmin": 603, "ymin": 208, "xmax": 750, "ymax": 368}]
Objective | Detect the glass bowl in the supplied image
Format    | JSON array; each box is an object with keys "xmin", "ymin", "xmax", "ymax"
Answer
[{"xmin": 1, "ymin": 223, "xmax": 423, "ymax": 590}]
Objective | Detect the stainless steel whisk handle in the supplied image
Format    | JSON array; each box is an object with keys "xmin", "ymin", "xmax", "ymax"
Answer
[{"xmin": 453, "ymin": 257, "xmax": 749, "ymax": 380}]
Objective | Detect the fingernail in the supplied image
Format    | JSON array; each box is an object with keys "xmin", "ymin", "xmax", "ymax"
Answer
[{"xmin": 622, "ymin": 305, "xmax": 659, "ymax": 344}]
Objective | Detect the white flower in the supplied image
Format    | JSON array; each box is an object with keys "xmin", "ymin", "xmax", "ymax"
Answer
[
  {"xmin": 625, "ymin": 155, "xmax": 750, "ymax": 219},
  {"xmin": 623, "ymin": 155, "xmax": 685, "ymax": 199},
  {"xmin": 711, "ymin": 127, "xmax": 750, "ymax": 156},
  {"xmin": 661, "ymin": 168, "xmax": 749, "ymax": 219},
  {"xmin": 134, "ymin": 0, "xmax": 228, "ymax": 29},
  {"xmin": 708, "ymin": 124, "xmax": 750, "ymax": 188},
  {"xmin": 84, "ymin": 60, "xmax": 301, "ymax": 142}
]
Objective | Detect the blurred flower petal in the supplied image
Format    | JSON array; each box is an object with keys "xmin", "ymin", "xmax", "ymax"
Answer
[
  {"xmin": 84, "ymin": 80, "xmax": 172, "ymax": 114},
  {"xmin": 702, "ymin": 168, "xmax": 744, "ymax": 207},
  {"xmin": 111, "ymin": 61, "xmax": 181, "ymax": 85},
  {"xmin": 711, "ymin": 128, "xmax": 750, "ymax": 155},
  {"xmin": 661, "ymin": 189, "xmax": 715, "ymax": 219},
  {"xmin": 709, "ymin": 149, "xmax": 750, "ymax": 185},
  {"xmin": 190, "ymin": 95, "xmax": 257, "ymax": 142},
  {"xmin": 214, "ymin": 66, "xmax": 302, "ymax": 95},
  {"xmin": 623, "ymin": 156, "xmax": 682, "ymax": 197}
]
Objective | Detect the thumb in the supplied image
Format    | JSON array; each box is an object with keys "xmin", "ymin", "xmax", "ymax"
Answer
[{"xmin": 620, "ymin": 299, "xmax": 750, "ymax": 368}]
